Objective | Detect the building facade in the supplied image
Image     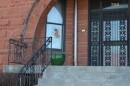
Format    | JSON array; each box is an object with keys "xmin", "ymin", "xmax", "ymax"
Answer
[{"xmin": 0, "ymin": 0, "xmax": 130, "ymax": 72}]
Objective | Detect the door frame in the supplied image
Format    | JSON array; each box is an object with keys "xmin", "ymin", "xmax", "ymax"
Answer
[{"xmin": 88, "ymin": 0, "xmax": 130, "ymax": 66}]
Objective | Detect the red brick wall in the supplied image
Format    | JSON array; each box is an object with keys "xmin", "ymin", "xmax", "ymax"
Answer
[
  {"xmin": 77, "ymin": 0, "xmax": 88, "ymax": 65},
  {"xmin": 0, "ymin": 0, "xmax": 35, "ymax": 71},
  {"xmin": 65, "ymin": 0, "xmax": 75, "ymax": 65}
]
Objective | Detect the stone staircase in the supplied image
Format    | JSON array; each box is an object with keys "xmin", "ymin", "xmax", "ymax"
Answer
[{"xmin": 37, "ymin": 66, "xmax": 130, "ymax": 86}]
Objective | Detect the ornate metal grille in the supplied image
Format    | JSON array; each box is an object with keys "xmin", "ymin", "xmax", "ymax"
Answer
[
  {"xmin": 119, "ymin": 19, "xmax": 127, "ymax": 66},
  {"xmin": 90, "ymin": 12, "xmax": 100, "ymax": 66},
  {"xmin": 103, "ymin": 12, "xmax": 128, "ymax": 66},
  {"xmin": 89, "ymin": 0, "xmax": 129, "ymax": 66},
  {"xmin": 8, "ymin": 36, "xmax": 45, "ymax": 65}
]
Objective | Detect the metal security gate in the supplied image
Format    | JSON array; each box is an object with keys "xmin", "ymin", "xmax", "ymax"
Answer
[{"xmin": 89, "ymin": 0, "xmax": 130, "ymax": 66}]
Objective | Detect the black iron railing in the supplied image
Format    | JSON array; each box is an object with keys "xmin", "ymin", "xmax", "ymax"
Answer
[
  {"xmin": 8, "ymin": 36, "xmax": 45, "ymax": 65},
  {"xmin": 18, "ymin": 37, "xmax": 52, "ymax": 86}
]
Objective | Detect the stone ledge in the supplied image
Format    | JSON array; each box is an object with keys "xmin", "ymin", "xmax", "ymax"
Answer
[
  {"xmin": 3, "ymin": 65, "xmax": 24, "ymax": 73},
  {"xmin": 3, "ymin": 65, "xmax": 45, "ymax": 73}
]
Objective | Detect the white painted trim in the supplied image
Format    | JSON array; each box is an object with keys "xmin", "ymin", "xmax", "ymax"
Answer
[{"xmin": 74, "ymin": 0, "xmax": 78, "ymax": 66}]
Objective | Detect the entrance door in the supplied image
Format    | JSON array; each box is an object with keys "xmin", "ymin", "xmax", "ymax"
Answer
[{"xmin": 89, "ymin": 0, "xmax": 130, "ymax": 66}]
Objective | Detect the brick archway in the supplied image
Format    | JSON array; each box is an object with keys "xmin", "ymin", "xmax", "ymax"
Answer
[
  {"xmin": 23, "ymin": 0, "xmax": 88, "ymax": 66},
  {"xmin": 24, "ymin": 0, "xmax": 75, "ymax": 66},
  {"xmin": 25, "ymin": 0, "xmax": 58, "ymax": 38}
]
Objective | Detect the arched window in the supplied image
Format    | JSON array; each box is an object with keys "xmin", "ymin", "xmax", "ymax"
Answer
[{"xmin": 46, "ymin": 0, "xmax": 65, "ymax": 51}]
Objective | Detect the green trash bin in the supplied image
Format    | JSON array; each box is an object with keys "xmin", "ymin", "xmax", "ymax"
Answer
[{"xmin": 51, "ymin": 52, "xmax": 65, "ymax": 65}]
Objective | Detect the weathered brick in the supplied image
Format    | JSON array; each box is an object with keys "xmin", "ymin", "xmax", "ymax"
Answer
[
  {"xmin": 2, "ymin": 61, "xmax": 8, "ymax": 65},
  {"xmin": 3, "ymin": 8, "xmax": 12, "ymax": 15},
  {"xmin": 0, "ymin": 54, "xmax": 8, "ymax": 61},
  {"xmin": 0, "ymin": 43, "xmax": 5, "ymax": 49},
  {"xmin": 7, "ymin": 28, "xmax": 21, "ymax": 38},
  {"xmin": 12, "ymin": 29, "xmax": 22, "ymax": 37},
  {"xmin": 29, "ymin": 15, "xmax": 39, "ymax": 24},
  {"xmin": 11, "ymin": 18, "xmax": 24, "ymax": 25},
  {"xmin": 0, "ymin": 30, "xmax": 7, "ymax": 37},
  {"xmin": 0, "ymin": 49, "xmax": 8, "ymax": 54},
  {"xmin": 2, "ymin": 14, "xmax": 23, "ymax": 19},
  {"xmin": 78, "ymin": 57, "xmax": 87, "ymax": 66},
  {"xmin": 11, "ymin": 7, "xmax": 20, "ymax": 14},
  {"xmin": 19, "ymin": 5, "xmax": 31, "ymax": 13},
  {"xmin": 0, "ymin": 19, "xmax": 9, "ymax": 26},
  {"xmin": 77, "ymin": 0, "xmax": 88, "ymax": 65},
  {"xmin": 11, "ymin": 0, "xmax": 19, "ymax": 3},
  {"xmin": 0, "ymin": 61, "xmax": 2, "ymax": 65},
  {"xmin": 0, "ymin": 0, "xmax": 11, "ymax": 5}
]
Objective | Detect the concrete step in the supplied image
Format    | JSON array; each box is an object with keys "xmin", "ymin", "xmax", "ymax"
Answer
[
  {"xmin": 43, "ymin": 72, "xmax": 130, "ymax": 81},
  {"xmin": 43, "ymin": 66, "xmax": 130, "ymax": 73},
  {"xmin": 37, "ymin": 66, "xmax": 130, "ymax": 86},
  {"xmin": 38, "ymin": 78, "xmax": 130, "ymax": 86}
]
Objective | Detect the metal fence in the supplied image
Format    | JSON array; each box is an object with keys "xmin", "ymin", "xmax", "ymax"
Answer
[
  {"xmin": 7, "ymin": 37, "xmax": 52, "ymax": 86},
  {"xmin": 18, "ymin": 37, "xmax": 52, "ymax": 86},
  {"xmin": 8, "ymin": 37, "xmax": 45, "ymax": 65}
]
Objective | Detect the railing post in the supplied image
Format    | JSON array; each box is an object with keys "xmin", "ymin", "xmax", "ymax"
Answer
[
  {"xmin": 19, "ymin": 75, "xmax": 22, "ymax": 86},
  {"xmin": 50, "ymin": 37, "xmax": 52, "ymax": 65},
  {"xmin": 18, "ymin": 37, "xmax": 53, "ymax": 86},
  {"xmin": 8, "ymin": 41, "xmax": 11, "ymax": 65}
]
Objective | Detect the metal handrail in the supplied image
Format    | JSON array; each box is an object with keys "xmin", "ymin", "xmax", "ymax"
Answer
[{"xmin": 18, "ymin": 37, "xmax": 52, "ymax": 86}]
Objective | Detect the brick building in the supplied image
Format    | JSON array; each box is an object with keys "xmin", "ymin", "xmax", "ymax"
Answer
[
  {"xmin": 0, "ymin": 0, "xmax": 130, "ymax": 70},
  {"xmin": 0, "ymin": 0, "xmax": 130, "ymax": 86}
]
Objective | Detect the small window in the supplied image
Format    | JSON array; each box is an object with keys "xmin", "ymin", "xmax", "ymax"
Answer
[
  {"xmin": 46, "ymin": 0, "xmax": 65, "ymax": 51},
  {"xmin": 47, "ymin": 1, "xmax": 63, "ymax": 24}
]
